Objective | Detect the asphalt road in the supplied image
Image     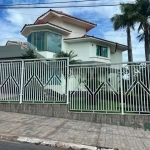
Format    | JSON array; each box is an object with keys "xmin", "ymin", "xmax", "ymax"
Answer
[{"xmin": 0, "ymin": 140, "xmax": 64, "ymax": 150}]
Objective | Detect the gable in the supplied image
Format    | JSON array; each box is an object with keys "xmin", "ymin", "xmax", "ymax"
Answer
[{"xmin": 35, "ymin": 9, "xmax": 96, "ymax": 32}]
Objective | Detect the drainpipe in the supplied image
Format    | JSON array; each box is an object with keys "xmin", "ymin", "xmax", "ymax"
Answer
[{"xmin": 115, "ymin": 43, "xmax": 118, "ymax": 53}]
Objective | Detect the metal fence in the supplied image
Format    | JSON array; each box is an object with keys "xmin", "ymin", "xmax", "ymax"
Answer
[
  {"xmin": 0, "ymin": 58, "xmax": 150, "ymax": 114},
  {"xmin": 0, "ymin": 58, "xmax": 68, "ymax": 104},
  {"xmin": 68, "ymin": 62, "xmax": 150, "ymax": 114}
]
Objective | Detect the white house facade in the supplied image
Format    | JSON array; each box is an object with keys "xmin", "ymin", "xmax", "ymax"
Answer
[
  {"xmin": 20, "ymin": 9, "xmax": 128, "ymax": 94},
  {"xmin": 21, "ymin": 9, "xmax": 127, "ymax": 63}
]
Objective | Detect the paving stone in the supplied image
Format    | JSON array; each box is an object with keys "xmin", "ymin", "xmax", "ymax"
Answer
[{"xmin": 0, "ymin": 111, "xmax": 150, "ymax": 150}]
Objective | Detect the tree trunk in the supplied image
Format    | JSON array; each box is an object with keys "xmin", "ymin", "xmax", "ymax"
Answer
[
  {"xmin": 144, "ymin": 28, "xmax": 150, "ymax": 61},
  {"xmin": 126, "ymin": 26, "xmax": 133, "ymax": 62}
]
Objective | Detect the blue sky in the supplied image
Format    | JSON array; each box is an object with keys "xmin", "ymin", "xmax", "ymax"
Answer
[{"xmin": 0, "ymin": 0, "xmax": 146, "ymax": 62}]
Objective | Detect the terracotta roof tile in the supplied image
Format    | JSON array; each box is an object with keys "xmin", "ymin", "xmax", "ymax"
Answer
[
  {"xmin": 20, "ymin": 22, "xmax": 71, "ymax": 33},
  {"xmin": 34, "ymin": 9, "xmax": 96, "ymax": 26},
  {"xmin": 64, "ymin": 35, "xmax": 127, "ymax": 47}
]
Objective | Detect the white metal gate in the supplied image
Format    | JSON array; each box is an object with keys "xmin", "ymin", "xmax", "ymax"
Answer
[
  {"xmin": 0, "ymin": 58, "xmax": 69, "ymax": 104},
  {"xmin": 68, "ymin": 62, "xmax": 150, "ymax": 114},
  {"xmin": 0, "ymin": 61, "xmax": 22, "ymax": 102}
]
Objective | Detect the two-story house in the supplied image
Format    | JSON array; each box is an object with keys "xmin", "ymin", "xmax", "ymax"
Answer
[
  {"xmin": 20, "ymin": 9, "xmax": 128, "ymax": 94},
  {"xmin": 21, "ymin": 9, "xmax": 127, "ymax": 63}
]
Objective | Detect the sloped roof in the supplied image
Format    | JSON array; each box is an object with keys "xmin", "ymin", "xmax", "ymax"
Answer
[
  {"xmin": 21, "ymin": 22, "xmax": 72, "ymax": 33},
  {"xmin": 64, "ymin": 35, "xmax": 127, "ymax": 48},
  {"xmin": 34, "ymin": 9, "xmax": 96, "ymax": 26}
]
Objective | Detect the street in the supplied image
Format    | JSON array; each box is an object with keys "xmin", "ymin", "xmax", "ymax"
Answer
[{"xmin": 0, "ymin": 140, "xmax": 64, "ymax": 150}]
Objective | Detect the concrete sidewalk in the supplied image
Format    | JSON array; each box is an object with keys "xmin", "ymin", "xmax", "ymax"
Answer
[{"xmin": 0, "ymin": 111, "xmax": 149, "ymax": 150}]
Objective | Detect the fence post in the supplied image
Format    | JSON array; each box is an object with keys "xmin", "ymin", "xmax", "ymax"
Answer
[
  {"xmin": 120, "ymin": 64, "xmax": 124, "ymax": 115},
  {"xmin": 66, "ymin": 58, "xmax": 69, "ymax": 104},
  {"xmin": 20, "ymin": 60, "xmax": 24, "ymax": 104}
]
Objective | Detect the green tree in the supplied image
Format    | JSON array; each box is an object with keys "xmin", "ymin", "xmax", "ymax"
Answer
[
  {"xmin": 54, "ymin": 50, "xmax": 81, "ymax": 64},
  {"xmin": 134, "ymin": 0, "xmax": 150, "ymax": 61},
  {"xmin": 22, "ymin": 49, "xmax": 37, "ymax": 59},
  {"xmin": 111, "ymin": 4, "xmax": 137, "ymax": 62}
]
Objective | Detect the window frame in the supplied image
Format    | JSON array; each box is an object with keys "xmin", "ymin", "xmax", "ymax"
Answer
[
  {"xmin": 96, "ymin": 45, "xmax": 108, "ymax": 58},
  {"xmin": 27, "ymin": 30, "xmax": 62, "ymax": 53}
]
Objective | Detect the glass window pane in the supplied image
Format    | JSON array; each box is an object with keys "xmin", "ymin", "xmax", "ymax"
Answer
[
  {"xmin": 96, "ymin": 45, "xmax": 100, "ymax": 56},
  {"xmin": 101, "ymin": 47, "xmax": 107, "ymax": 57},
  {"xmin": 96, "ymin": 45, "xmax": 107, "ymax": 57},
  {"xmin": 47, "ymin": 32, "xmax": 62, "ymax": 52},
  {"xmin": 28, "ymin": 31, "xmax": 61, "ymax": 52},
  {"xmin": 27, "ymin": 34, "xmax": 31, "ymax": 43}
]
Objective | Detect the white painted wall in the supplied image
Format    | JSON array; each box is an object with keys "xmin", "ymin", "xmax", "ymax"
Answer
[
  {"xmin": 88, "ymin": 42, "xmax": 111, "ymax": 63},
  {"xmin": 88, "ymin": 42, "xmax": 123, "ymax": 63},
  {"xmin": 110, "ymin": 49, "xmax": 123, "ymax": 63},
  {"xmin": 49, "ymin": 17, "xmax": 64, "ymax": 27},
  {"xmin": 49, "ymin": 17, "xmax": 86, "ymax": 38},
  {"xmin": 63, "ymin": 22, "xmax": 86, "ymax": 38},
  {"xmin": 38, "ymin": 51, "xmax": 55, "ymax": 58},
  {"xmin": 66, "ymin": 42, "xmax": 90, "ymax": 61}
]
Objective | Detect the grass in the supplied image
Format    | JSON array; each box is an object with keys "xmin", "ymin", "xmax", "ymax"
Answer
[
  {"xmin": 69, "ymin": 98, "xmax": 141, "ymax": 114},
  {"xmin": 69, "ymin": 98, "xmax": 122, "ymax": 113}
]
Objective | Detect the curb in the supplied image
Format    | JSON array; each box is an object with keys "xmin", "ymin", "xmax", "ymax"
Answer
[{"xmin": 0, "ymin": 134, "xmax": 115, "ymax": 150}]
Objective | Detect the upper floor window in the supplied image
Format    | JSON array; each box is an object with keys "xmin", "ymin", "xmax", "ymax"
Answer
[
  {"xmin": 47, "ymin": 32, "xmax": 62, "ymax": 53},
  {"xmin": 27, "ymin": 31, "xmax": 62, "ymax": 53},
  {"xmin": 96, "ymin": 45, "xmax": 108, "ymax": 57}
]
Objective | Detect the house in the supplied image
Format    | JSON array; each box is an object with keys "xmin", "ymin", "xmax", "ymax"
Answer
[
  {"xmin": 21, "ymin": 9, "xmax": 127, "ymax": 63},
  {"xmin": 20, "ymin": 9, "xmax": 128, "ymax": 94}
]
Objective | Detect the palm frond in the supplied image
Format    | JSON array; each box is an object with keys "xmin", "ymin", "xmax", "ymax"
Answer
[
  {"xmin": 22, "ymin": 49, "xmax": 37, "ymax": 59},
  {"xmin": 54, "ymin": 50, "xmax": 81, "ymax": 64},
  {"xmin": 137, "ymin": 33, "xmax": 144, "ymax": 42}
]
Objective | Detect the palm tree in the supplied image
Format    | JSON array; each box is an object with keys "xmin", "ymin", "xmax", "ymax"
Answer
[
  {"xmin": 54, "ymin": 50, "xmax": 81, "ymax": 64},
  {"xmin": 22, "ymin": 49, "xmax": 37, "ymax": 59},
  {"xmin": 111, "ymin": 4, "xmax": 137, "ymax": 62},
  {"xmin": 134, "ymin": 0, "xmax": 150, "ymax": 61}
]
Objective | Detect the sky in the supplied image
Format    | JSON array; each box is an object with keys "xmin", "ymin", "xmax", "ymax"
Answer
[{"xmin": 0, "ymin": 0, "xmax": 146, "ymax": 62}]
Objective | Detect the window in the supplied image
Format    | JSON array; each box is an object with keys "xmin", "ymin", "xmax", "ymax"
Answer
[
  {"xmin": 27, "ymin": 31, "xmax": 62, "ymax": 52},
  {"xmin": 27, "ymin": 34, "xmax": 31, "ymax": 43},
  {"xmin": 47, "ymin": 32, "xmax": 62, "ymax": 53},
  {"xmin": 33, "ymin": 31, "xmax": 45, "ymax": 51},
  {"xmin": 27, "ymin": 31, "xmax": 46, "ymax": 51},
  {"xmin": 96, "ymin": 45, "xmax": 108, "ymax": 57}
]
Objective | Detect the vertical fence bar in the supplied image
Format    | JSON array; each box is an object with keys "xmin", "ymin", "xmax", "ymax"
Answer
[
  {"xmin": 66, "ymin": 58, "xmax": 69, "ymax": 104},
  {"xmin": 20, "ymin": 60, "xmax": 24, "ymax": 104},
  {"xmin": 120, "ymin": 64, "xmax": 124, "ymax": 115}
]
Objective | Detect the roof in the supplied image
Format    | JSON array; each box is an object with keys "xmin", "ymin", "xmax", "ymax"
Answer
[
  {"xmin": 64, "ymin": 35, "xmax": 127, "ymax": 48},
  {"xmin": 6, "ymin": 40, "xmax": 27, "ymax": 49},
  {"xmin": 20, "ymin": 22, "xmax": 71, "ymax": 33},
  {"xmin": 34, "ymin": 9, "xmax": 96, "ymax": 26}
]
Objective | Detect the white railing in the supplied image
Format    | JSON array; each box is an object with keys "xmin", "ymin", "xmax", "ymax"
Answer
[
  {"xmin": 69, "ymin": 62, "xmax": 150, "ymax": 114},
  {"xmin": 0, "ymin": 58, "xmax": 150, "ymax": 114},
  {"xmin": 0, "ymin": 58, "xmax": 69, "ymax": 104}
]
